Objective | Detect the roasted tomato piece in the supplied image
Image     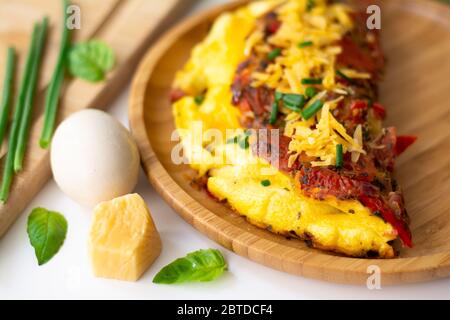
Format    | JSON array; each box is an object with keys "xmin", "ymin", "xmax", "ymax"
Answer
[
  {"xmin": 337, "ymin": 11, "xmax": 385, "ymax": 76},
  {"xmin": 337, "ymin": 35, "xmax": 377, "ymax": 74},
  {"xmin": 372, "ymin": 102, "xmax": 386, "ymax": 119},
  {"xmin": 350, "ymin": 100, "xmax": 368, "ymax": 110},
  {"xmin": 263, "ymin": 12, "xmax": 281, "ymax": 35},
  {"xmin": 359, "ymin": 194, "xmax": 412, "ymax": 247},
  {"xmin": 299, "ymin": 167, "xmax": 413, "ymax": 247},
  {"xmin": 298, "ymin": 167, "xmax": 378, "ymax": 200},
  {"xmin": 253, "ymin": 135, "xmax": 300, "ymax": 173},
  {"xmin": 170, "ymin": 88, "xmax": 186, "ymax": 103},
  {"xmin": 373, "ymin": 128, "xmax": 417, "ymax": 170},
  {"xmin": 395, "ymin": 135, "xmax": 417, "ymax": 156},
  {"xmin": 372, "ymin": 127, "xmax": 397, "ymax": 172},
  {"xmin": 341, "ymin": 154, "xmax": 378, "ymax": 182}
]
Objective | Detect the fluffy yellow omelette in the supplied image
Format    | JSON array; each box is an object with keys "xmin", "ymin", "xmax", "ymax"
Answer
[{"xmin": 171, "ymin": 0, "xmax": 396, "ymax": 258}]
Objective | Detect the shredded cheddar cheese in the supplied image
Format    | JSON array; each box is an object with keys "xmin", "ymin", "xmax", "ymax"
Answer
[
  {"xmin": 247, "ymin": 0, "xmax": 354, "ymax": 94},
  {"xmin": 285, "ymin": 100, "xmax": 366, "ymax": 167},
  {"xmin": 339, "ymin": 68, "xmax": 372, "ymax": 79},
  {"xmin": 242, "ymin": 0, "xmax": 368, "ymax": 167}
]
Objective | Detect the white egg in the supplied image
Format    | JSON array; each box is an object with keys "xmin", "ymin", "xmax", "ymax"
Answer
[{"xmin": 50, "ymin": 109, "xmax": 140, "ymax": 207}]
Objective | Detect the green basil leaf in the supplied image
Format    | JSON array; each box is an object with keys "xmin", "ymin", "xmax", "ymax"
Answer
[
  {"xmin": 27, "ymin": 208, "xmax": 68, "ymax": 265},
  {"xmin": 68, "ymin": 40, "xmax": 115, "ymax": 82},
  {"xmin": 153, "ymin": 249, "xmax": 227, "ymax": 284}
]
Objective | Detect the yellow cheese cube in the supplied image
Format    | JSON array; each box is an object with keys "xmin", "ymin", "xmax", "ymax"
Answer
[{"xmin": 89, "ymin": 194, "xmax": 161, "ymax": 281}]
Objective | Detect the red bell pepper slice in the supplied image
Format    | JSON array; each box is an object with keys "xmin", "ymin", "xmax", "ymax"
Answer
[
  {"xmin": 170, "ymin": 89, "xmax": 186, "ymax": 103},
  {"xmin": 372, "ymin": 102, "xmax": 386, "ymax": 119},
  {"xmin": 350, "ymin": 100, "xmax": 367, "ymax": 110},
  {"xmin": 359, "ymin": 194, "xmax": 413, "ymax": 247},
  {"xmin": 395, "ymin": 135, "xmax": 417, "ymax": 156},
  {"xmin": 266, "ymin": 20, "xmax": 281, "ymax": 34}
]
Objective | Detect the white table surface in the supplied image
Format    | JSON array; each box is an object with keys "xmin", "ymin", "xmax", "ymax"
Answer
[{"xmin": 1, "ymin": 0, "xmax": 449, "ymax": 300}]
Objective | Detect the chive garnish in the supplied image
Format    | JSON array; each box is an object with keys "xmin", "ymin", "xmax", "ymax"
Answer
[
  {"xmin": 336, "ymin": 69, "xmax": 354, "ymax": 83},
  {"xmin": 194, "ymin": 95, "xmax": 204, "ymax": 105},
  {"xmin": 284, "ymin": 105, "xmax": 301, "ymax": 113},
  {"xmin": 274, "ymin": 91, "xmax": 284, "ymax": 101},
  {"xmin": 298, "ymin": 41, "xmax": 313, "ymax": 48},
  {"xmin": 40, "ymin": 0, "xmax": 71, "ymax": 149},
  {"xmin": 301, "ymin": 100, "xmax": 324, "ymax": 120},
  {"xmin": 238, "ymin": 135, "xmax": 250, "ymax": 149},
  {"xmin": 0, "ymin": 23, "xmax": 40, "ymax": 202},
  {"xmin": 282, "ymin": 94, "xmax": 305, "ymax": 112},
  {"xmin": 275, "ymin": 92, "xmax": 306, "ymax": 112},
  {"xmin": 283, "ymin": 94, "xmax": 305, "ymax": 107},
  {"xmin": 226, "ymin": 136, "xmax": 239, "ymax": 144},
  {"xmin": 269, "ymin": 101, "xmax": 279, "ymax": 124},
  {"xmin": 0, "ymin": 48, "xmax": 15, "ymax": 147},
  {"xmin": 261, "ymin": 180, "xmax": 271, "ymax": 187},
  {"xmin": 336, "ymin": 144, "xmax": 343, "ymax": 168},
  {"xmin": 267, "ymin": 48, "xmax": 282, "ymax": 61},
  {"xmin": 307, "ymin": 0, "xmax": 315, "ymax": 11},
  {"xmin": 305, "ymin": 87, "xmax": 316, "ymax": 98},
  {"xmin": 14, "ymin": 17, "xmax": 48, "ymax": 172},
  {"xmin": 228, "ymin": 133, "xmax": 251, "ymax": 149},
  {"xmin": 301, "ymin": 78, "xmax": 322, "ymax": 85}
]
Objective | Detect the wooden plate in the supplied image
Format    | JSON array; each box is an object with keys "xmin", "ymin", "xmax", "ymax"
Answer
[{"xmin": 129, "ymin": 0, "xmax": 450, "ymax": 285}]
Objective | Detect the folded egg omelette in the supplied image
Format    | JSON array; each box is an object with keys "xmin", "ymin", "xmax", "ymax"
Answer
[{"xmin": 170, "ymin": 0, "xmax": 415, "ymax": 258}]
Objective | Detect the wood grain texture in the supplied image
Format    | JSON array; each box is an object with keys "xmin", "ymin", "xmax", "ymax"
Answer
[
  {"xmin": 0, "ymin": 0, "xmax": 186, "ymax": 237},
  {"xmin": 129, "ymin": 0, "xmax": 450, "ymax": 285}
]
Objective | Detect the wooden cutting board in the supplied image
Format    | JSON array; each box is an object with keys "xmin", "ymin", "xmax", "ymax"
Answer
[{"xmin": 0, "ymin": 0, "xmax": 185, "ymax": 237}]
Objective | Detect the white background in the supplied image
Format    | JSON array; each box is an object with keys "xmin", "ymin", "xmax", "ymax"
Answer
[{"xmin": 1, "ymin": 0, "xmax": 449, "ymax": 300}]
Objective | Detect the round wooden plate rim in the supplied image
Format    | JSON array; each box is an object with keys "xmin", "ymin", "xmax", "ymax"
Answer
[{"xmin": 129, "ymin": 0, "xmax": 450, "ymax": 284}]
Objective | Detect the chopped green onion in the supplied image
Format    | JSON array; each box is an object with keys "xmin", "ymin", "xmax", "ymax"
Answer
[
  {"xmin": 261, "ymin": 180, "xmax": 271, "ymax": 187},
  {"xmin": 336, "ymin": 69, "xmax": 354, "ymax": 83},
  {"xmin": 228, "ymin": 133, "xmax": 250, "ymax": 149},
  {"xmin": 194, "ymin": 95, "xmax": 204, "ymax": 105},
  {"xmin": 267, "ymin": 48, "xmax": 281, "ymax": 61},
  {"xmin": 307, "ymin": 0, "xmax": 315, "ymax": 11},
  {"xmin": 0, "ymin": 23, "xmax": 41, "ymax": 202},
  {"xmin": 305, "ymin": 87, "xmax": 317, "ymax": 98},
  {"xmin": 283, "ymin": 94, "xmax": 305, "ymax": 107},
  {"xmin": 301, "ymin": 78, "xmax": 322, "ymax": 85},
  {"xmin": 238, "ymin": 135, "xmax": 250, "ymax": 149},
  {"xmin": 0, "ymin": 47, "xmax": 16, "ymax": 146},
  {"xmin": 282, "ymin": 93, "xmax": 305, "ymax": 112},
  {"xmin": 227, "ymin": 136, "xmax": 239, "ymax": 144},
  {"xmin": 302, "ymin": 100, "xmax": 324, "ymax": 120},
  {"xmin": 284, "ymin": 105, "xmax": 301, "ymax": 113},
  {"xmin": 336, "ymin": 144, "xmax": 343, "ymax": 168},
  {"xmin": 276, "ymin": 92, "xmax": 306, "ymax": 111},
  {"xmin": 298, "ymin": 41, "xmax": 313, "ymax": 48},
  {"xmin": 269, "ymin": 101, "xmax": 279, "ymax": 125},
  {"xmin": 274, "ymin": 91, "xmax": 284, "ymax": 101},
  {"xmin": 40, "ymin": 0, "xmax": 71, "ymax": 149},
  {"xmin": 14, "ymin": 17, "xmax": 48, "ymax": 172}
]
